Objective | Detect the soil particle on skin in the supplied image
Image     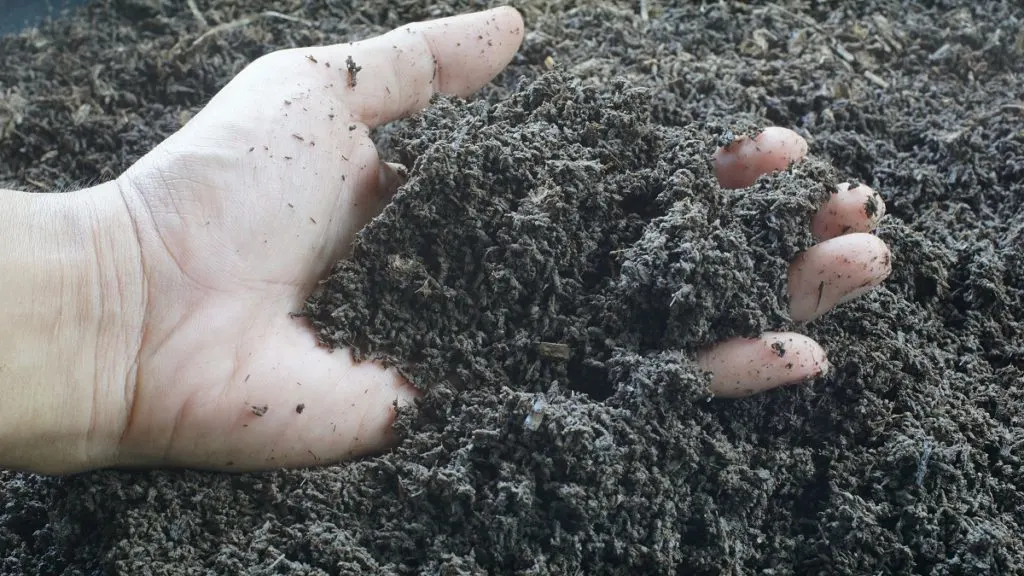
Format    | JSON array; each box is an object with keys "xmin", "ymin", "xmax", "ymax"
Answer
[
  {"xmin": 865, "ymin": 193, "xmax": 880, "ymax": 218},
  {"xmin": 346, "ymin": 55, "xmax": 362, "ymax": 88},
  {"xmin": 2, "ymin": 1, "xmax": 1024, "ymax": 575}
]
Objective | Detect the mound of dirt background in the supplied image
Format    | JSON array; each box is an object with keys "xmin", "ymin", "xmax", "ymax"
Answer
[{"xmin": 2, "ymin": 1, "xmax": 1023, "ymax": 575}]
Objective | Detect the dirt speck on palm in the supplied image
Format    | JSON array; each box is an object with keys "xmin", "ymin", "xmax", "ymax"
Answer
[{"xmin": 2, "ymin": 1, "xmax": 1023, "ymax": 575}]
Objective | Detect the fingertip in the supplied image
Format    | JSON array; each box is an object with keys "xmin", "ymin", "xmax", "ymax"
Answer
[
  {"xmin": 811, "ymin": 182, "xmax": 887, "ymax": 241},
  {"xmin": 340, "ymin": 7, "xmax": 525, "ymax": 127},
  {"xmin": 427, "ymin": 5, "xmax": 525, "ymax": 98},
  {"xmin": 699, "ymin": 332, "xmax": 829, "ymax": 398},
  {"xmin": 836, "ymin": 234, "xmax": 892, "ymax": 304},
  {"xmin": 390, "ymin": 366, "xmax": 422, "ymax": 408},
  {"xmin": 788, "ymin": 232, "xmax": 892, "ymax": 322},
  {"xmin": 713, "ymin": 127, "xmax": 808, "ymax": 189},
  {"xmin": 495, "ymin": 5, "xmax": 526, "ymax": 44}
]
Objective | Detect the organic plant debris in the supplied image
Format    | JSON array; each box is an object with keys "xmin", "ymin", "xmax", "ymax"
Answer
[{"xmin": 2, "ymin": 1, "xmax": 1023, "ymax": 575}]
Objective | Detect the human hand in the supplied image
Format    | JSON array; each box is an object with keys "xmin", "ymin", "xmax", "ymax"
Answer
[{"xmin": 25, "ymin": 8, "xmax": 888, "ymax": 474}]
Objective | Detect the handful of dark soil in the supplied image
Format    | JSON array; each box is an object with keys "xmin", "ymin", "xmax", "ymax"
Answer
[
  {"xmin": 312, "ymin": 72, "xmax": 833, "ymax": 403},
  {"xmin": 298, "ymin": 72, "xmax": 844, "ymax": 573}
]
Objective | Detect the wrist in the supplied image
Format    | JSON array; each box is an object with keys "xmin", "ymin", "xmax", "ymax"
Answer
[
  {"xmin": 0, "ymin": 181, "xmax": 146, "ymax": 474},
  {"xmin": 80, "ymin": 179, "xmax": 149, "ymax": 469}
]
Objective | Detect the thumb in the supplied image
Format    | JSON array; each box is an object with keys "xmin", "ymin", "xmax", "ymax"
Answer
[{"xmin": 317, "ymin": 6, "xmax": 525, "ymax": 129}]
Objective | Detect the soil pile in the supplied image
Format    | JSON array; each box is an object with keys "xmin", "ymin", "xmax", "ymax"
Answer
[
  {"xmin": 316, "ymin": 75, "xmax": 833, "ymax": 396},
  {"xmin": 2, "ymin": 1, "xmax": 1023, "ymax": 575}
]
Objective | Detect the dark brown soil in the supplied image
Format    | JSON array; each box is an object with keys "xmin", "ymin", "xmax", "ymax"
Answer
[{"xmin": 2, "ymin": 1, "xmax": 1023, "ymax": 575}]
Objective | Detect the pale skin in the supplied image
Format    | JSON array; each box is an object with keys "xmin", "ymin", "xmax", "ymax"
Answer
[{"xmin": 0, "ymin": 7, "xmax": 890, "ymax": 475}]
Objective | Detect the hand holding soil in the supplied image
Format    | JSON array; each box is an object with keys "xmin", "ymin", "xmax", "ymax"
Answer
[{"xmin": 1, "ymin": 7, "xmax": 890, "ymax": 475}]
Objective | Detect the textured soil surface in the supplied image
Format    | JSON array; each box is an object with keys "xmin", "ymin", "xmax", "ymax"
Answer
[{"xmin": 2, "ymin": 1, "xmax": 1024, "ymax": 575}]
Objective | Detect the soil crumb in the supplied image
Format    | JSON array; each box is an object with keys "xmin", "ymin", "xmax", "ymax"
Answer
[{"xmin": 2, "ymin": 1, "xmax": 1023, "ymax": 575}]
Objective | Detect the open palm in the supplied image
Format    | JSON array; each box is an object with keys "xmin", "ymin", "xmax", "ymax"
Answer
[{"xmin": 113, "ymin": 9, "xmax": 525, "ymax": 470}]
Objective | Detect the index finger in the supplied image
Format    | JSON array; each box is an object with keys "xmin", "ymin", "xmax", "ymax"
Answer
[{"xmin": 315, "ymin": 7, "xmax": 525, "ymax": 128}]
